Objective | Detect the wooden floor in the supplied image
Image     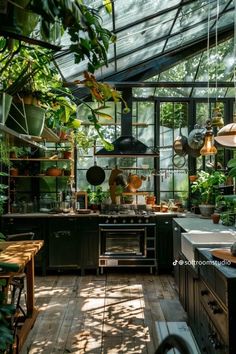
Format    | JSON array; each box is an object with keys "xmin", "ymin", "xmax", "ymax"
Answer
[{"xmin": 20, "ymin": 271, "xmax": 187, "ymax": 354}]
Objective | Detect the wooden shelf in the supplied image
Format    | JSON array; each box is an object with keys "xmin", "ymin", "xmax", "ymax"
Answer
[
  {"xmin": 122, "ymin": 192, "xmax": 149, "ymax": 195},
  {"xmin": 10, "ymin": 158, "xmax": 72, "ymax": 162},
  {"xmin": 10, "ymin": 175, "xmax": 70, "ymax": 178}
]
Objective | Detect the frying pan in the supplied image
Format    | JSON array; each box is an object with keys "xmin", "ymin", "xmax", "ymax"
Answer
[
  {"xmin": 86, "ymin": 162, "xmax": 105, "ymax": 186},
  {"xmin": 86, "ymin": 142, "xmax": 105, "ymax": 186},
  {"xmin": 173, "ymin": 125, "xmax": 188, "ymax": 156}
]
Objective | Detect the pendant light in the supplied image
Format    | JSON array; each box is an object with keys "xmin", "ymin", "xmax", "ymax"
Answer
[
  {"xmin": 214, "ymin": 0, "xmax": 236, "ymax": 148},
  {"xmin": 200, "ymin": 120, "xmax": 217, "ymax": 156},
  {"xmin": 200, "ymin": 0, "xmax": 217, "ymax": 156}
]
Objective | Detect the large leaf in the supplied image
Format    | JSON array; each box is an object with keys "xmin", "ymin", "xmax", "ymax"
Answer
[
  {"xmin": 228, "ymin": 166, "xmax": 236, "ymax": 178},
  {"xmin": 227, "ymin": 158, "xmax": 236, "ymax": 168}
]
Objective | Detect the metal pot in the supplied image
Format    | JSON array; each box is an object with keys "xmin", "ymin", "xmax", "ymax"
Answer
[
  {"xmin": 173, "ymin": 125, "xmax": 188, "ymax": 156},
  {"xmin": 127, "ymin": 173, "xmax": 143, "ymax": 191},
  {"xmin": 188, "ymin": 125, "xmax": 205, "ymax": 150}
]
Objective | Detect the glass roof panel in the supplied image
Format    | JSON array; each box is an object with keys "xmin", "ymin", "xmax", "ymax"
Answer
[
  {"xmin": 54, "ymin": 0, "xmax": 234, "ymax": 94},
  {"xmin": 158, "ymin": 54, "xmax": 202, "ymax": 82},
  {"xmin": 117, "ymin": 40, "xmax": 166, "ymax": 71},
  {"xmin": 112, "ymin": 0, "xmax": 181, "ymax": 30},
  {"xmin": 116, "ymin": 10, "xmax": 176, "ymax": 56},
  {"xmin": 191, "ymin": 88, "xmax": 227, "ymax": 97},
  {"xmin": 166, "ymin": 19, "xmax": 215, "ymax": 51},
  {"xmin": 196, "ymin": 38, "xmax": 234, "ymax": 81},
  {"xmin": 172, "ymin": 0, "xmax": 219, "ymax": 34}
]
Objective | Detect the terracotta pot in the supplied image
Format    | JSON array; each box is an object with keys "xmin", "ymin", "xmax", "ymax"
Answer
[
  {"xmin": 10, "ymin": 167, "xmax": 19, "ymax": 176},
  {"xmin": 63, "ymin": 151, "xmax": 71, "ymax": 159},
  {"xmin": 189, "ymin": 175, "xmax": 197, "ymax": 183},
  {"xmin": 146, "ymin": 196, "xmax": 156, "ymax": 206},
  {"xmin": 46, "ymin": 167, "xmax": 62, "ymax": 176},
  {"xmin": 211, "ymin": 213, "xmax": 220, "ymax": 224}
]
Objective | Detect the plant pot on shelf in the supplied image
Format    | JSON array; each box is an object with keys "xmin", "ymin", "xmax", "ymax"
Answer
[
  {"xmin": 6, "ymin": 101, "xmax": 45, "ymax": 136},
  {"xmin": 10, "ymin": 167, "xmax": 19, "ymax": 176},
  {"xmin": 199, "ymin": 204, "xmax": 215, "ymax": 218},
  {"xmin": 63, "ymin": 151, "xmax": 72, "ymax": 159},
  {"xmin": 46, "ymin": 167, "xmax": 62, "ymax": 176}
]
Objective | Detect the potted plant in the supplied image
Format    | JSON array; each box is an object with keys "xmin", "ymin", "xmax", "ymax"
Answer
[
  {"xmin": 87, "ymin": 186, "xmax": 109, "ymax": 210},
  {"xmin": 191, "ymin": 170, "xmax": 226, "ymax": 217},
  {"xmin": 27, "ymin": 0, "xmax": 115, "ymax": 73}
]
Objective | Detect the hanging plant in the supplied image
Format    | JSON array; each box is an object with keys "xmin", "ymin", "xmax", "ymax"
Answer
[{"xmin": 27, "ymin": 0, "xmax": 116, "ymax": 72}]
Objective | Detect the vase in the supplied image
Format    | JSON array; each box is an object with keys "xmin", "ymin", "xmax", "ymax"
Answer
[{"xmin": 199, "ymin": 204, "xmax": 215, "ymax": 218}]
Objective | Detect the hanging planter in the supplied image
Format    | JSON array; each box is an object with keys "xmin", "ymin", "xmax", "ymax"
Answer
[
  {"xmin": 0, "ymin": 0, "xmax": 38, "ymax": 37},
  {"xmin": 6, "ymin": 98, "xmax": 46, "ymax": 136},
  {"xmin": 0, "ymin": 92, "xmax": 12, "ymax": 124}
]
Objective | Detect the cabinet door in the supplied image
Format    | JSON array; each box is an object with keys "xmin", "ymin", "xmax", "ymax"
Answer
[
  {"xmin": 48, "ymin": 218, "xmax": 80, "ymax": 269},
  {"xmin": 78, "ymin": 217, "xmax": 99, "ymax": 273},
  {"xmin": 172, "ymin": 220, "xmax": 184, "ymax": 287},
  {"xmin": 156, "ymin": 217, "xmax": 173, "ymax": 273}
]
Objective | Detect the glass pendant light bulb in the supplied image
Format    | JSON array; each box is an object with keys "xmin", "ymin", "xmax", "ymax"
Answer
[{"xmin": 200, "ymin": 121, "xmax": 217, "ymax": 156}]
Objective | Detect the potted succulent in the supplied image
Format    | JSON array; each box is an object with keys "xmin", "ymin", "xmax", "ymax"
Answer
[{"xmin": 191, "ymin": 170, "xmax": 226, "ymax": 217}]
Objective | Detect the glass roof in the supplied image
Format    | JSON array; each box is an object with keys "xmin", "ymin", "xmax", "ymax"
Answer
[{"xmin": 54, "ymin": 0, "xmax": 235, "ymax": 97}]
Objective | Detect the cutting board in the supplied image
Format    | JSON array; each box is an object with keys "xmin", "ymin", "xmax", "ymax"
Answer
[{"xmin": 211, "ymin": 248, "xmax": 236, "ymax": 265}]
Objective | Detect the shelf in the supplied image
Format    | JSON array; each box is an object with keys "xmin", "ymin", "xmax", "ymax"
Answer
[
  {"xmin": 0, "ymin": 123, "xmax": 47, "ymax": 150},
  {"xmin": 122, "ymin": 192, "xmax": 149, "ymax": 195},
  {"xmin": 10, "ymin": 158, "xmax": 72, "ymax": 162},
  {"xmin": 10, "ymin": 175, "xmax": 71, "ymax": 178}
]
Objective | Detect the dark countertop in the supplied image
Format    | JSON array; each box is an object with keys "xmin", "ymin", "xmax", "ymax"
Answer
[{"xmin": 2, "ymin": 211, "xmax": 180, "ymax": 218}]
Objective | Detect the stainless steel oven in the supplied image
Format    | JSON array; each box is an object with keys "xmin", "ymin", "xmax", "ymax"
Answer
[{"xmin": 99, "ymin": 223, "xmax": 156, "ymax": 273}]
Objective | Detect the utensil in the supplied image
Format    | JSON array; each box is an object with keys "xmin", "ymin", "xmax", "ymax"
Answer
[
  {"xmin": 86, "ymin": 142, "xmax": 105, "ymax": 186},
  {"xmin": 173, "ymin": 124, "xmax": 188, "ymax": 156}
]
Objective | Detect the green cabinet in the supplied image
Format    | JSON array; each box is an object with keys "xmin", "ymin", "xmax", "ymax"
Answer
[
  {"xmin": 172, "ymin": 219, "xmax": 185, "ymax": 289},
  {"xmin": 48, "ymin": 217, "xmax": 80, "ymax": 270},
  {"xmin": 78, "ymin": 217, "xmax": 99, "ymax": 274},
  {"xmin": 156, "ymin": 217, "xmax": 173, "ymax": 273}
]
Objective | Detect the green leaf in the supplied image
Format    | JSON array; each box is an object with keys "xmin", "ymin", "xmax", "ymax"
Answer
[
  {"xmin": 228, "ymin": 166, "xmax": 236, "ymax": 178},
  {"xmin": 227, "ymin": 158, "xmax": 236, "ymax": 168}
]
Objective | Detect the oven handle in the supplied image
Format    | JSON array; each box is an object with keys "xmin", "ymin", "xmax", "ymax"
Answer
[{"xmin": 100, "ymin": 228, "xmax": 146, "ymax": 232}]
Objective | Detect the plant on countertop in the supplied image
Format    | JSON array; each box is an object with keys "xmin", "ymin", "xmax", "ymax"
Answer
[
  {"xmin": 191, "ymin": 170, "xmax": 226, "ymax": 205},
  {"xmin": 87, "ymin": 186, "xmax": 109, "ymax": 206}
]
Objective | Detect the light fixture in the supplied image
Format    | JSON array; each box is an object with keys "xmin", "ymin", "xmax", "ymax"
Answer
[
  {"xmin": 214, "ymin": 0, "xmax": 236, "ymax": 148},
  {"xmin": 214, "ymin": 114, "xmax": 236, "ymax": 147},
  {"xmin": 200, "ymin": 120, "xmax": 217, "ymax": 156},
  {"xmin": 200, "ymin": 0, "xmax": 218, "ymax": 156}
]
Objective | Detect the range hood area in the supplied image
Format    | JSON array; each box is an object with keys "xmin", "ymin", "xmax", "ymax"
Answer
[{"xmin": 95, "ymin": 91, "xmax": 159, "ymax": 157}]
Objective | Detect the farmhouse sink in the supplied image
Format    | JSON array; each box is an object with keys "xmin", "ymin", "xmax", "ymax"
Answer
[{"xmin": 181, "ymin": 232, "xmax": 236, "ymax": 264}]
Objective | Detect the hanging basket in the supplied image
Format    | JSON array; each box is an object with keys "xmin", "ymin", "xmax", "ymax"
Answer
[
  {"xmin": 6, "ymin": 100, "xmax": 46, "ymax": 136},
  {"xmin": 0, "ymin": 93, "xmax": 12, "ymax": 124},
  {"xmin": 0, "ymin": 0, "xmax": 38, "ymax": 36}
]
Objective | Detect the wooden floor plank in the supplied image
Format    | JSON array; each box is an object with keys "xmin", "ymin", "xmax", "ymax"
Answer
[{"xmin": 20, "ymin": 272, "xmax": 185, "ymax": 354}]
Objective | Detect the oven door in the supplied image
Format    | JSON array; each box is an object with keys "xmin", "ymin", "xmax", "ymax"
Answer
[{"xmin": 99, "ymin": 224, "xmax": 146, "ymax": 258}]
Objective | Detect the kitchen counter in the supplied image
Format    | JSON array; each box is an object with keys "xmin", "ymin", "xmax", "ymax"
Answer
[
  {"xmin": 2, "ymin": 211, "xmax": 180, "ymax": 218},
  {"xmin": 173, "ymin": 214, "xmax": 236, "ymax": 233}
]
